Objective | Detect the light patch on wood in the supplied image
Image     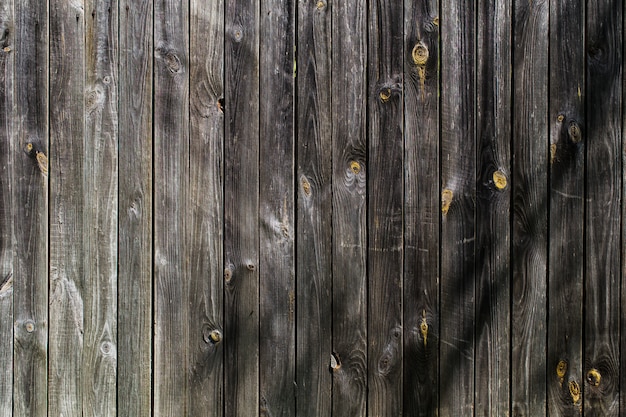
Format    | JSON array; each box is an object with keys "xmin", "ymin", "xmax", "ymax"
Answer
[
  {"xmin": 550, "ymin": 143, "xmax": 557, "ymax": 164},
  {"xmin": 420, "ymin": 310, "xmax": 428, "ymax": 347},
  {"xmin": 0, "ymin": 273, "xmax": 12, "ymax": 295},
  {"xmin": 36, "ymin": 151, "xmax": 48, "ymax": 178},
  {"xmin": 330, "ymin": 352, "xmax": 341, "ymax": 371},
  {"xmin": 441, "ymin": 189, "xmax": 453, "ymax": 215}
]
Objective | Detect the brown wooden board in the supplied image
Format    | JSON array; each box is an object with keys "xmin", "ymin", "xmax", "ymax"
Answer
[
  {"xmin": 585, "ymin": 2, "xmax": 622, "ymax": 415},
  {"xmin": 475, "ymin": 0, "xmax": 512, "ymax": 416},
  {"xmin": 188, "ymin": 0, "xmax": 224, "ymax": 415},
  {"xmin": 117, "ymin": 0, "xmax": 153, "ymax": 415},
  {"xmin": 295, "ymin": 1, "xmax": 332, "ymax": 415},
  {"xmin": 547, "ymin": 0, "xmax": 584, "ymax": 415},
  {"xmin": 331, "ymin": 0, "xmax": 368, "ymax": 414},
  {"xmin": 511, "ymin": 0, "xmax": 549, "ymax": 416}
]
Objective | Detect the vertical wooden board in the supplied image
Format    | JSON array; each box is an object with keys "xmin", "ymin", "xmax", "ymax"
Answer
[
  {"xmin": 585, "ymin": 2, "xmax": 621, "ymax": 415},
  {"xmin": 367, "ymin": 0, "xmax": 403, "ymax": 415},
  {"xmin": 48, "ymin": 0, "xmax": 84, "ymax": 415},
  {"xmin": 403, "ymin": 0, "xmax": 439, "ymax": 415},
  {"xmin": 13, "ymin": 0, "xmax": 48, "ymax": 414},
  {"xmin": 117, "ymin": 0, "xmax": 153, "ymax": 415},
  {"xmin": 511, "ymin": 0, "xmax": 548, "ymax": 416},
  {"xmin": 259, "ymin": 0, "xmax": 295, "ymax": 415},
  {"xmin": 295, "ymin": 0, "xmax": 332, "ymax": 415},
  {"xmin": 224, "ymin": 0, "xmax": 259, "ymax": 415},
  {"xmin": 83, "ymin": 0, "xmax": 117, "ymax": 416},
  {"xmin": 188, "ymin": 0, "xmax": 224, "ymax": 416},
  {"xmin": 331, "ymin": 0, "xmax": 367, "ymax": 414},
  {"xmin": 439, "ymin": 0, "xmax": 475, "ymax": 415},
  {"xmin": 475, "ymin": 0, "xmax": 511, "ymax": 416},
  {"xmin": 153, "ymin": 0, "xmax": 189, "ymax": 414},
  {"xmin": 547, "ymin": 0, "xmax": 584, "ymax": 415}
]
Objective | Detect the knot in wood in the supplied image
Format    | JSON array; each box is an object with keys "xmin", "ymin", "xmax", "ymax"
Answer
[
  {"xmin": 379, "ymin": 88, "xmax": 392, "ymax": 103},
  {"xmin": 568, "ymin": 122, "xmax": 582, "ymax": 143},
  {"xmin": 316, "ymin": 1, "xmax": 326, "ymax": 10},
  {"xmin": 25, "ymin": 320, "xmax": 35, "ymax": 333},
  {"xmin": 556, "ymin": 360, "xmax": 567, "ymax": 379},
  {"xmin": 587, "ymin": 368, "xmax": 601, "ymax": 386},
  {"xmin": 412, "ymin": 42, "xmax": 429, "ymax": 66},
  {"xmin": 441, "ymin": 189, "xmax": 453, "ymax": 215},
  {"xmin": 569, "ymin": 380, "xmax": 581, "ymax": 404},
  {"xmin": 301, "ymin": 177, "xmax": 312, "ymax": 197},
  {"xmin": 350, "ymin": 161, "xmax": 361, "ymax": 175},
  {"xmin": 492, "ymin": 170, "xmax": 507, "ymax": 190},
  {"xmin": 208, "ymin": 329, "xmax": 222, "ymax": 344},
  {"xmin": 557, "ymin": 114, "xmax": 565, "ymax": 123}
]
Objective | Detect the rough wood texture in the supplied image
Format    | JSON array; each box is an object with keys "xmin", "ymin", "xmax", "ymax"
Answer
[
  {"xmin": 153, "ymin": 0, "xmax": 190, "ymax": 414},
  {"xmin": 440, "ymin": 0, "xmax": 475, "ymax": 415},
  {"xmin": 403, "ymin": 1, "xmax": 439, "ymax": 415},
  {"xmin": 296, "ymin": 1, "xmax": 332, "ymax": 415},
  {"xmin": 585, "ymin": 2, "xmax": 621, "ymax": 416},
  {"xmin": 512, "ymin": 0, "xmax": 549, "ymax": 416},
  {"xmin": 118, "ymin": 0, "xmax": 153, "ymax": 415},
  {"xmin": 331, "ymin": 0, "xmax": 367, "ymax": 414},
  {"xmin": 547, "ymin": 0, "xmax": 584, "ymax": 415},
  {"xmin": 475, "ymin": 1, "xmax": 511, "ymax": 416},
  {"xmin": 188, "ymin": 0, "xmax": 224, "ymax": 415},
  {"xmin": 224, "ymin": 0, "xmax": 260, "ymax": 415},
  {"xmin": 367, "ymin": 0, "xmax": 404, "ymax": 414}
]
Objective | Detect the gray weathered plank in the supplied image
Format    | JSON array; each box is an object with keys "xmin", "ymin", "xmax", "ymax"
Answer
[
  {"xmin": 153, "ymin": 0, "xmax": 190, "ymax": 414},
  {"xmin": 547, "ymin": 0, "xmax": 584, "ymax": 415},
  {"xmin": 511, "ymin": 0, "xmax": 549, "ymax": 415},
  {"xmin": 48, "ymin": 0, "xmax": 84, "ymax": 415},
  {"xmin": 118, "ymin": 0, "xmax": 153, "ymax": 414},
  {"xmin": 475, "ymin": 0, "xmax": 511, "ymax": 416},
  {"xmin": 367, "ymin": 0, "xmax": 404, "ymax": 414},
  {"xmin": 403, "ymin": 0, "xmax": 439, "ymax": 415},
  {"xmin": 585, "ymin": 2, "xmax": 622, "ymax": 416},
  {"xmin": 259, "ymin": 0, "xmax": 295, "ymax": 415},
  {"xmin": 439, "ymin": 0, "xmax": 476, "ymax": 415},
  {"xmin": 224, "ymin": 0, "xmax": 260, "ymax": 415},
  {"xmin": 331, "ymin": 0, "xmax": 367, "ymax": 414},
  {"xmin": 188, "ymin": 0, "xmax": 224, "ymax": 415}
]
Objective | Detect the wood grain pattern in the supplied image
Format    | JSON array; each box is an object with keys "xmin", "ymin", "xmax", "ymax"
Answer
[
  {"xmin": 295, "ymin": 1, "xmax": 332, "ymax": 415},
  {"xmin": 331, "ymin": 0, "xmax": 367, "ymax": 414},
  {"xmin": 440, "ymin": 0, "xmax": 475, "ymax": 415},
  {"xmin": 188, "ymin": 0, "xmax": 224, "ymax": 415},
  {"xmin": 118, "ymin": 0, "xmax": 153, "ymax": 415},
  {"xmin": 475, "ymin": 0, "xmax": 511, "ymax": 416},
  {"xmin": 367, "ymin": 0, "xmax": 404, "ymax": 414},
  {"xmin": 224, "ymin": 0, "xmax": 260, "ymax": 415},
  {"xmin": 585, "ymin": 2, "xmax": 621, "ymax": 416},
  {"xmin": 511, "ymin": 0, "xmax": 549, "ymax": 416},
  {"xmin": 547, "ymin": 0, "xmax": 584, "ymax": 415},
  {"xmin": 403, "ymin": 0, "xmax": 439, "ymax": 415}
]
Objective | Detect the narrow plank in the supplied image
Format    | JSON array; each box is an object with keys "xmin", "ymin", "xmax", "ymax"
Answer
[
  {"xmin": 475, "ymin": 0, "xmax": 511, "ymax": 416},
  {"xmin": 367, "ymin": 0, "xmax": 404, "ymax": 414},
  {"xmin": 295, "ymin": 1, "xmax": 332, "ymax": 415},
  {"xmin": 439, "ymin": 0, "xmax": 476, "ymax": 415},
  {"xmin": 259, "ymin": 0, "xmax": 295, "ymax": 415},
  {"xmin": 403, "ymin": 1, "xmax": 439, "ymax": 415},
  {"xmin": 188, "ymin": 0, "xmax": 224, "ymax": 415},
  {"xmin": 83, "ymin": 1, "xmax": 118, "ymax": 415},
  {"xmin": 117, "ymin": 0, "xmax": 153, "ymax": 415},
  {"xmin": 153, "ymin": 0, "xmax": 190, "ymax": 414},
  {"xmin": 585, "ymin": 2, "xmax": 622, "ymax": 415},
  {"xmin": 511, "ymin": 0, "xmax": 549, "ymax": 415},
  {"xmin": 48, "ymin": 0, "xmax": 84, "ymax": 416},
  {"xmin": 0, "ymin": 0, "xmax": 13, "ymax": 414},
  {"xmin": 547, "ymin": 0, "xmax": 584, "ymax": 415},
  {"xmin": 224, "ymin": 0, "xmax": 260, "ymax": 414},
  {"xmin": 331, "ymin": 0, "xmax": 367, "ymax": 413},
  {"xmin": 13, "ymin": 0, "xmax": 48, "ymax": 414}
]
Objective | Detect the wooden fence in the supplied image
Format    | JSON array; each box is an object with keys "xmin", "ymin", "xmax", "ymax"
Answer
[{"xmin": 0, "ymin": 0, "xmax": 625, "ymax": 415}]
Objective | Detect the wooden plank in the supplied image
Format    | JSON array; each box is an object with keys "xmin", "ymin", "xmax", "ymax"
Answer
[
  {"xmin": 259, "ymin": 0, "xmax": 295, "ymax": 415},
  {"xmin": 585, "ymin": 2, "xmax": 622, "ymax": 415},
  {"xmin": 547, "ymin": 0, "xmax": 584, "ymax": 415},
  {"xmin": 511, "ymin": 0, "xmax": 548, "ymax": 415},
  {"xmin": 295, "ymin": 1, "xmax": 332, "ymax": 415},
  {"xmin": 330, "ymin": 0, "xmax": 367, "ymax": 414},
  {"xmin": 153, "ymin": 0, "xmax": 190, "ymax": 414},
  {"xmin": 0, "ymin": 1, "xmax": 13, "ymax": 414},
  {"xmin": 367, "ymin": 0, "xmax": 403, "ymax": 414},
  {"xmin": 13, "ymin": 0, "xmax": 48, "ymax": 414},
  {"xmin": 117, "ymin": 0, "xmax": 153, "ymax": 415},
  {"xmin": 475, "ymin": 0, "xmax": 511, "ymax": 416},
  {"xmin": 188, "ymin": 0, "xmax": 224, "ymax": 415},
  {"xmin": 83, "ymin": 1, "xmax": 117, "ymax": 415},
  {"xmin": 439, "ymin": 0, "xmax": 475, "ymax": 415},
  {"xmin": 224, "ymin": 0, "xmax": 259, "ymax": 415},
  {"xmin": 403, "ymin": 1, "xmax": 439, "ymax": 416}
]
